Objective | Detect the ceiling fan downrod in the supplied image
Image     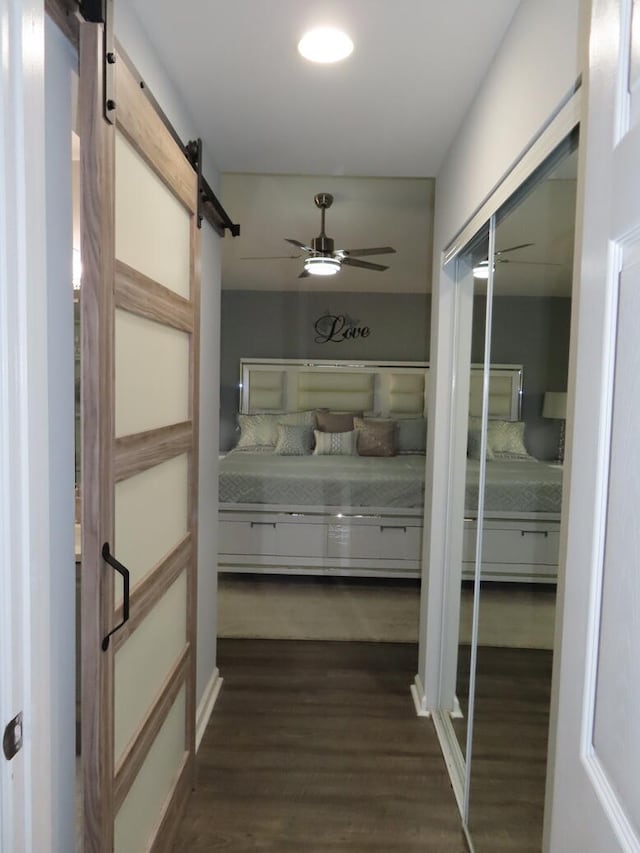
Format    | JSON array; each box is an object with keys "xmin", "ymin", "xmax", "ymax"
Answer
[{"xmin": 312, "ymin": 192, "xmax": 334, "ymax": 255}]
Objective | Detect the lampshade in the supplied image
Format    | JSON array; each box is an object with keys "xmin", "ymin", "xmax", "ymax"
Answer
[
  {"xmin": 542, "ymin": 391, "xmax": 567, "ymax": 420},
  {"xmin": 304, "ymin": 256, "xmax": 341, "ymax": 276}
]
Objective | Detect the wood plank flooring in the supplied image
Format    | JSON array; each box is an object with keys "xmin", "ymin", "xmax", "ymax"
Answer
[
  {"xmin": 456, "ymin": 645, "xmax": 553, "ymax": 852},
  {"xmin": 171, "ymin": 640, "xmax": 467, "ymax": 853}
]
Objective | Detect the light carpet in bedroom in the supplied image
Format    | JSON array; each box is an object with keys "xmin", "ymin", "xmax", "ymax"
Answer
[{"xmin": 217, "ymin": 576, "xmax": 556, "ymax": 649}]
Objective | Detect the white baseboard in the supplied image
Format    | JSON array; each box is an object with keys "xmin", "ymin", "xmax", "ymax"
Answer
[
  {"xmin": 410, "ymin": 674, "xmax": 431, "ymax": 717},
  {"xmin": 195, "ymin": 667, "xmax": 223, "ymax": 752},
  {"xmin": 451, "ymin": 694, "xmax": 463, "ymax": 719}
]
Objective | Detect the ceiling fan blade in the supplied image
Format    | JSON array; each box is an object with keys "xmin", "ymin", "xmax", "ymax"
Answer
[
  {"xmin": 342, "ymin": 246, "xmax": 397, "ymax": 257},
  {"xmin": 240, "ymin": 254, "xmax": 301, "ymax": 260},
  {"xmin": 342, "ymin": 257, "xmax": 389, "ymax": 272},
  {"xmin": 285, "ymin": 238, "xmax": 313, "ymax": 253},
  {"xmin": 495, "ymin": 242, "xmax": 535, "ymax": 256},
  {"xmin": 498, "ymin": 258, "xmax": 564, "ymax": 266},
  {"xmin": 298, "ymin": 269, "xmax": 310, "ymax": 278}
]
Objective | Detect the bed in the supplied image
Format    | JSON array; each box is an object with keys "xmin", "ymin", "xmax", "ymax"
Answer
[{"xmin": 218, "ymin": 359, "xmax": 562, "ymax": 582}]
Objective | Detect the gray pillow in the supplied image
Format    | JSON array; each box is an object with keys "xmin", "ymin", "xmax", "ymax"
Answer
[
  {"xmin": 396, "ymin": 417, "xmax": 427, "ymax": 454},
  {"xmin": 274, "ymin": 423, "xmax": 313, "ymax": 456}
]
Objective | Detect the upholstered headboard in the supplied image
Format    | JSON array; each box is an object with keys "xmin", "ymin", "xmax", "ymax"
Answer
[
  {"xmin": 239, "ymin": 359, "xmax": 523, "ymax": 421},
  {"xmin": 240, "ymin": 359, "xmax": 429, "ymax": 418}
]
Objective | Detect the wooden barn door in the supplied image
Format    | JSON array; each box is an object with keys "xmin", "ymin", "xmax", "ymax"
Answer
[{"xmin": 79, "ymin": 22, "xmax": 199, "ymax": 853}]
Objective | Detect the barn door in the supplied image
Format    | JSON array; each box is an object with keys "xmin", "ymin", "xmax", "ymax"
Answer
[
  {"xmin": 547, "ymin": 0, "xmax": 640, "ymax": 850},
  {"xmin": 79, "ymin": 22, "xmax": 199, "ymax": 853}
]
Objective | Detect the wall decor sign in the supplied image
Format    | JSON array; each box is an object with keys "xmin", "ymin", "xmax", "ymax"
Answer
[{"xmin": 314, "ymin": 311, "xmax": 371, "ymax": 344}]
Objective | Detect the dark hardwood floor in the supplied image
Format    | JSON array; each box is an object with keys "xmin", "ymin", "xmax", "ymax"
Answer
[
  {"xmin": 171, "ymin": 639, "xmax": 467, "ymax": 853},
  {"xmin": 456, "ymin": 645, "xmax": 553, "ymax": 852}
]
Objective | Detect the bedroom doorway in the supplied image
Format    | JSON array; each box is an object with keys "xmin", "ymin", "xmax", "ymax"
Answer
[
  {"xmin": 443, "ymin": 131, "xmax": 578, "ymax": 850},
  {"xmin": 216, "ymin": 175, "xmax": 434, "ymax": 646}
]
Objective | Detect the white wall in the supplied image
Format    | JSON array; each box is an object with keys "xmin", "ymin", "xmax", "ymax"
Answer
[
  {"xmin": 115, "ymin": 6, "xmax": 223, "ymax": 712},
  {"xmin": 197, "ymin": 225, "xmax": 222, "ymax": 704},
  {"xmin": 434, "ymin": 0, "xmax": 581, "ymax": 253},
  {"xmin": 44, "ymin": 19, "xmax": 77, "ymax": 852},
  {"xmin": 419, "ymin": 0, "xmax": 582, "ymax": 700}
]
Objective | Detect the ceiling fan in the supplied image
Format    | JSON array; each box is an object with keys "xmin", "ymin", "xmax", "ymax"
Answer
[
  {"xmin": 241, "ymin": 192, "xmax": 396, "ymax": 278},
  {"xmin": 472, "ymin": 242, "xmax": 564, "ymax": 279}
]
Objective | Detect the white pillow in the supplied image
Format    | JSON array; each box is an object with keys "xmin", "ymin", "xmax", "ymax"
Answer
[
  {"xmin": 313, "ymin": 429, "xmax": 358, "ymax": 456},
  {"xmin": 486, "ymin": 420, "xmax": 529, "ymax": 458}
]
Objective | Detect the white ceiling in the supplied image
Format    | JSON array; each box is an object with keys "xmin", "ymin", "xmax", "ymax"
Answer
[
  {"xmin": 129, "ymin": 1, "xmax": 576, "ymax": 297},
  {"xmin": 130, "ymin": 0, "xmax": 521, "ymax": 177}
]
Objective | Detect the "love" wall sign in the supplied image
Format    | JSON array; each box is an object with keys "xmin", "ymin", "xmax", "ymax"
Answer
[{"xmin": 314, "ymin": 312, "xmax": 371, "ymax": 344}]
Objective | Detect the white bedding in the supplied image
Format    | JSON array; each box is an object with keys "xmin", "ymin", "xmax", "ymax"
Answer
[
  {"xmin": 219, "ymin": 449, "xmax": 426, "ymax": 508},
  {"xmin": 218, "ymin": 450, "xmax": 563, "ymax": 514},
  {"xmin": 467, "ymin": 459, "xmax": 562, "ymax": 515}
]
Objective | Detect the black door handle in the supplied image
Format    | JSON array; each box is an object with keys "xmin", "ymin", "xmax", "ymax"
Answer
[{"xmin": 101, "ymin": 542, "xmax": 130, "ymax": 651}]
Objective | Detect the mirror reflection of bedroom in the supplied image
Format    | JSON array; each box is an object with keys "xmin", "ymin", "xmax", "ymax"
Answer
[
  {"xmin": 216, "ymin": 175, "xmax": 434, "ymax": 648},
  {"xmin": 453, "ymin": 135, "xmax": 577, "ymax": 851}
]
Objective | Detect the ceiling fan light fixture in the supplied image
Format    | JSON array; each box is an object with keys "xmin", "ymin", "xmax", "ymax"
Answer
[
  {"xmin": 473, "ymin": 261, "xmax": 492, "ymax": 280},
  {"xmin": 297, "ymin": 27, "xmax": 354, "ymax": 64},
  {"xmin": 304, "ymin": 256, "xmax": 341, "ymax": 276}
]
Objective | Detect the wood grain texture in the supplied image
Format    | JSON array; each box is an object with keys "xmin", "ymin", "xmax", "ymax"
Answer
[
  {"xmin": 114, "ymin": 646, "xmax": 190, "ymax": 811},
  {"xmin": 171, "ymin": 640, "xmax": 468, "ymax": 853},
  {"xmin": 79, "ymin": 21, "xmax": 115, "ymax": 853},
  {"xmin": 115, "ymin": 259, "xmax": 194, "ymax": 333},
  {"xmin": 149, "ymin": 753, "xmax": 192, "ymax": 853},
  {"xmin": 113, "ymin": 535, "xmax": 192, "ymax": 653},
  {"xmin": 114, "ymin": 421, "xmax": 192, "ymax": 483},
  {"xmin": 456, "ymin": 645, "xmax": 553, "ymax": 852},
  {"xmin": 115, "ymin": 51, "xmax": 197, "ymax": 214}
]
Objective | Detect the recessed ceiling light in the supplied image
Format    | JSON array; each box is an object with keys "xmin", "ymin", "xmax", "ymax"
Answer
[{"xmin": 297, "ymin": 27, "xmax": 354, "ymax": 64}]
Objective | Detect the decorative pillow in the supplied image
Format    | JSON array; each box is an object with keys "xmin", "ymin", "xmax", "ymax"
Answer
[
  {"xmin": 395, "ymin": 417, "xmax": 427, "ymax": 454},
  {"xmin": 237, "ymin": 410, "xmax": 316, "ymax": 448},
  {"xmin": 467, "ymin": 429, "xmax": 494, "ymax": 461},
  {"xmin": 274, "ymin": 423, "xmax": 313, "ymax": 456},
  {"xmin": 467, "ymin": 418, "xmax": 529, "ymax": 460},
  {"xmin": 315, "ymin": 410, "xmax": 363, "ymax": 433},
  {"xmin": 313, "ymin": 429, "xmax": 358, "ymax": 456},
  {"xmin": 353, "ymin": 417, "xmax": 396, "ymax": 457},
  {"xmin": 486, "ymin": 420, "xmax": 529, "ymax": 458},
  {"xmin": 236, "ymin": 413, "xmax": 280, "ymax": 448}
]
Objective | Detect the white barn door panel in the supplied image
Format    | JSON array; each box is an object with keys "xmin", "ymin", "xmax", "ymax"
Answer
[
  {"xmin": 547, "ymin": 1, "xmax": 640, "ymax": 850},
  {"xmin": 80, "ymin": 22, "xmax": 199, "ymax": 853}
]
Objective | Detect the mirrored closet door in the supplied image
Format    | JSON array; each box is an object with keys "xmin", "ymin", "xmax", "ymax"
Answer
[{"xmin": 449, "ymin": 131, "xmax": 577, "ymax": 850}]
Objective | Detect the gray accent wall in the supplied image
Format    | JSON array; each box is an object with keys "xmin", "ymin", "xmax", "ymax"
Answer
[
  {"xmin": 220, "ymin": 290, "xmax": 431, "ymax": 449},
  {"xmin": 220, "ymin": 290, "xmax": 571, "ymax": 458},
  {"xmin": 472, "ymin": 295, "xmax": 572, "ymax": 459}
]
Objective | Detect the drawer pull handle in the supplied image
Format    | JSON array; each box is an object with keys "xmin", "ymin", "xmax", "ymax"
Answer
[
  {"xmin": 380, "ymin": 525, "xmax": 407, "ymax": 532},
  {"xmin": 520, "ymin": 530, "xmax": 549, "ymax": 537},
  {"xmin": 250, "ymin": 521, "xmax": 276, "ymax": 528}
]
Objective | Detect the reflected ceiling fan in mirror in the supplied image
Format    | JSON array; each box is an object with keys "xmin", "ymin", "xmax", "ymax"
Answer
[
  {"xmin": 241, "ymin": 192, "xmax": 396, "ymax": 277},
  {"xmin": 472, "ymin": 242, "xmax": 563, "ymax": 279}
]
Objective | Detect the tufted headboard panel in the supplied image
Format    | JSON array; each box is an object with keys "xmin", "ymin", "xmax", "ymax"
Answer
[{"xmin": 239, "ymin": 359, "xmax": 522, "ymax": 421}]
